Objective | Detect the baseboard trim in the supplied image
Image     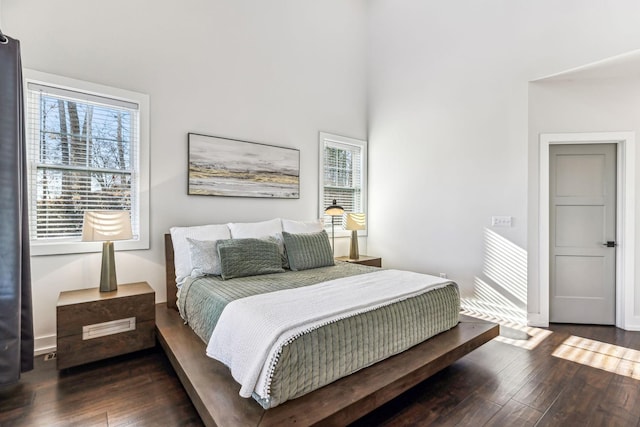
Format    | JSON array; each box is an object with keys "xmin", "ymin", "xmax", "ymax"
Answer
[
  {"xmin": 35, "ymin": 334, "xmax": 56, "ymax": 356},
  {"xmin": 620, "ymin": 318, "xmax": 640, "ymax": 331},
  {"xmin": 527, "ymin": 313, "xmax": 549, "ymax": 328}
]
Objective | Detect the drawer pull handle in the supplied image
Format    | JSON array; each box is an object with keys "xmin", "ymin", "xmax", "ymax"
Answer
[{"xmin": 82, "ymin": 317, "xmax": 136, "ymax": 340}]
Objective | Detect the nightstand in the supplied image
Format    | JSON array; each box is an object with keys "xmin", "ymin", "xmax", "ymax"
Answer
[
  {"xmin": 335, "ymin": 255, "xmax": 382, "ymax": 268},
  {"xmin": 56, "ymin": 281, "xmax": 155, "ymax": 369}
]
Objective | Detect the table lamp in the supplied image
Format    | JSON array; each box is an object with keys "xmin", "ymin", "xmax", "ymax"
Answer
[
  {"xmin": 82, "ymin": 210, "xmax": 133, "ymax": 292},
  {"xmin": 324, "ymin": 199, "xmax": 344, "ymax": 254},
  {"xmin": 345, "ymin": 213, "xmax": 366, "ymax": 260}
]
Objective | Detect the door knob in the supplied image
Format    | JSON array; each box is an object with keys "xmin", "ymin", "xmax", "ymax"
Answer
[{"xmin": 603, "ymin": 241, "xmax": 617, "ymax": 248}]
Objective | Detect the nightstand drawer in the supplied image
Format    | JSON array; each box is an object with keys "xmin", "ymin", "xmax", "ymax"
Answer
[
  {"xmin": 335, "ymin": 255, "xmax": 382, "ymax": 268},
  {"xmin": 57, "ymin": 292, "xmax": 154, "ymax": 338},
  {"xmin": 57, "ymin": 282, "xmax": 155, "ymax": 369},
  {"xmin": 353, "ymin": 257, "xmax": 382, "ymax": 267},
  {"xmin": 57, "ymin": 320, "xmax": 155, "ymax": 369}
]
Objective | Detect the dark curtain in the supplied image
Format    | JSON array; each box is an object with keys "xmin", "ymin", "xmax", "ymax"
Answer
[{"xmin": 0, "ymin": 33, "xmax": 34, "ymax": 385}]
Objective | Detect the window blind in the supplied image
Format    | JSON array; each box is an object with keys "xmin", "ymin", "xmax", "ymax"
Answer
[
  {"xmin": 26, "ymin": 83, "xmax": 140, "ymax": 241},
  {"xmin": 322, "ymin": 137, "xmax": 364, "ymax": 227}
]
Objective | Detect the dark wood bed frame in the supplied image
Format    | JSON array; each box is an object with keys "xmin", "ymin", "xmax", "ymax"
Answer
[{"xmin": 155, "ymin": 233, "xmax": 499, "ymax": 426}]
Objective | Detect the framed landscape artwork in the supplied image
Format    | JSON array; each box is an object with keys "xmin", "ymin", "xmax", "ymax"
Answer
[{"xmin": 188, "ymin": 133, "xmax": 300, "ymax": 199}]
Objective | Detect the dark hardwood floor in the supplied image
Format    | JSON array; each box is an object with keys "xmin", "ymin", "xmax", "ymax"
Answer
[
  {"xmin": 0, "ymin": 348, "xmax": 203, "ymax": 427},
  {"xmin": 2, "ymin": 322, "xmax": 640, "ymax": 426}
]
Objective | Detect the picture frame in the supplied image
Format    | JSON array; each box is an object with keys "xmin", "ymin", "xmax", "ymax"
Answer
[{"xmin": 188, "ymin": 133, "xmax": 300, "ymax": 199}]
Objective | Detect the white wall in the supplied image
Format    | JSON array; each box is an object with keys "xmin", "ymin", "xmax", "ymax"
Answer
[
  {"xmin": 529, "ymin": 77, "xmax": 640, "ymax": 327},
  {"xmin": 9, "ymin": 0, "xmax": 640, "ymax": 352},
  {"xmin": 367, "ymin": 1, "xmax": 640, "ymax": 322},
  {"xmin": 2, "ymin": 0, "xmax": 367, "ymax": 352}
]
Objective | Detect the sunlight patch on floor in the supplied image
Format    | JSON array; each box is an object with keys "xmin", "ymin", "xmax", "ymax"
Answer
[
  {"xmin": 552, "ymin": 335, "xmax": 640, "ymax": 380},
  {"xmin": 496, "ymin": 324, "xmax": 553, "ymax": 350},
  {"xmin": 461, "ymin": 309, "xmax": 553, "ymax": 350}
]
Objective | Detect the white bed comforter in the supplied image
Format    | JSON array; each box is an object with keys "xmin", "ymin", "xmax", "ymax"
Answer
[{"xmin": 206, "ymin": 269, "xmax": 451, "ymax": 399}]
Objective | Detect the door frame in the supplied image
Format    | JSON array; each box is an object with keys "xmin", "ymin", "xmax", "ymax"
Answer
[{"xmin": 538, "ymin": 132, "xmax": 636, "ymax": 330}]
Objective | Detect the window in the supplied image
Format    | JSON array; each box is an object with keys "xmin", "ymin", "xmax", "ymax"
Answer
[
  {"xmin": 25, "ymin": 70, "xmax": 149, "ymax": 255},
  {"xmin": 319, "ymin": 132, "xmax": 367, "ymax": 235}
]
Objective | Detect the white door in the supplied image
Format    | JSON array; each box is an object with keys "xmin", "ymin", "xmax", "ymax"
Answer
[{"xmin": 549, "ymin": 143, "xmax": 616, "ymax": 324}]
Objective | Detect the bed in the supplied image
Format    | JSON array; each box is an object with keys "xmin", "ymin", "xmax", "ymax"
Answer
[{"xmin": 155, "ymin": 221, "xmax": 498, "ymax": 426}]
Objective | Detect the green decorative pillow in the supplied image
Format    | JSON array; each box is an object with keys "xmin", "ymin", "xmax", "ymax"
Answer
[
  {"xmin": 264, "ymin": 234, "xmax": 289, "ymax": 269},
  {"xmin": 282, "ymin": 230, "xmax": 335, "ymax": 271},
  {"xmin": 216, "ymin": 238, "xmax": 285, "ymax": 280}
]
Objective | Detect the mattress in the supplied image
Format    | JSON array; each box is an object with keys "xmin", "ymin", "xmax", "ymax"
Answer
[{"xmin": 178, "ymin": 262, "xmax": 460, "ymax": 408}]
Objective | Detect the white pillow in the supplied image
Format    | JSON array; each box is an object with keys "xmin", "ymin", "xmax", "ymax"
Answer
[
  {"xmin": 187, "ymin": 238, "xmax": 223, "ymax": 277},
  {"xmin": 169, "ymin": 224, "xmax": 231, "ymax": 286},
  {"xmin": 282, "ymin": 218, "xmax": 323, "ymax": 234},
  {"xmin": 227, "ymin": 218, "xmax": 283, "ymax": 238}
]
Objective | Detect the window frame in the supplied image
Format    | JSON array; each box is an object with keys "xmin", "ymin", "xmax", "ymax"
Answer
[
  {"xmin": 318, "ymin": 132, "xmax": 368, "ymax": 238},
  {"xmin": 24, "ymin": 69, "xmax": 150, "ymax": 256}
]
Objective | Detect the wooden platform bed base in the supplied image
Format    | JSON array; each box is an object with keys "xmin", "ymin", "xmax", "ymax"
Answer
[{"xmin": 157, "ymin": 234, "xmax": 499, "ymax": 426}]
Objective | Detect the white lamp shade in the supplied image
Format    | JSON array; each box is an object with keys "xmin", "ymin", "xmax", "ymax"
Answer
[
  {"xmin": 82, "ymin": 210, "xmax": 133, "ymax": 242},
  {"xmin": 345, "ymin": 213, "xmax": 366, "ymax": 231}
]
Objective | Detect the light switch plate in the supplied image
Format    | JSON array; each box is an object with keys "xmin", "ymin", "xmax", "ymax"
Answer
[{"xmin": 491, "ymin": 216, "xmax": 512, "ymax": 227}]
